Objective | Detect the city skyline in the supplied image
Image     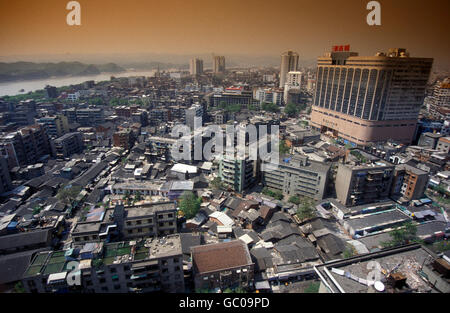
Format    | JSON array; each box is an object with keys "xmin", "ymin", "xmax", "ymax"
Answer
[{"xmin": 0, "ymin": 0, "xmax": 449, "ymax": 69}]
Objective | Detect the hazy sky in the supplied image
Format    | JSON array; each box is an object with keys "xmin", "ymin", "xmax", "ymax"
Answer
[{"xmin": 0, "ymin": 0, "xmax": 449, "ymax": 68}]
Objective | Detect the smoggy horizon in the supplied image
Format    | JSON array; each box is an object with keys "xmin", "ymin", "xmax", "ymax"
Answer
[{"xmin": 1, "ymin": 0, "xmax": 449, "ymax": 69}]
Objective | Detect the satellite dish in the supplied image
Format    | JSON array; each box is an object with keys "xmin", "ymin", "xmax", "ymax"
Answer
[{"xmin": 374, "ymin": 281, "xmax": 385, "ymax": 292}]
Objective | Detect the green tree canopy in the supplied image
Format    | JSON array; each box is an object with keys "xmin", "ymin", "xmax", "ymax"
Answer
[
  {"xmin": 279, "ymin": 140, "xmax": 290, "ymax": 155},
  {"xmin": 262, "ymin": 187, "xmax": 283, "ymax": 200},
  {"xmin": 261, "ymin": 102, "xmax": 280, "ymax": 113},
  {"xmin": 285, "ymin": 102, "xmax": 301, "ymax": 117},
  {"xmin": 288, "ymin": 196, "xmax": 301, "ymax": 205},
  {"xmin": 56, "ymin": 185, "xmax": 82, "ymax": 206},
  {"xmin": 381, "ymin": 221, "xmax": 421, "ymax": 248},
  {"xmin": 210, "ymin": 177, "xmax": 225, "ymax": 190},
  {"xmin": 296, "ymin": 197, "xmax": 316, "ymax": 221},
  {"xmin": 342, "ymin": 244, "xmax": 357, "ymax": 259},
  {"xmin": 179, "ymin": 191, "xmax": 202, "ymax": 219}
]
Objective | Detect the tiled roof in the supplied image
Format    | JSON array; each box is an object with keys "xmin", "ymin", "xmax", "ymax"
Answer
[{"xmin": 192, "ymin": 240, "xmax": 252, "ymax": 274}]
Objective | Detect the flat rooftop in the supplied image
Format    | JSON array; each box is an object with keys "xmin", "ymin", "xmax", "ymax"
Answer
[
  {"xmin": 23, "ymin": 235, "xmax": 182, "ymax": 277},
  {"xmin": 315, "ymin": 244, "xmax": 438, "ymax": 293},
  {"xmin": 125, "ymin": 202, "xmax": 175, "ymax": 218},
  {"xmin": 345, "ymin": 209, "xmax": 410, "ymax": 232},
  {"xmin": 72, "ymin": 222, "xmax": 102, "ymax": 235}
]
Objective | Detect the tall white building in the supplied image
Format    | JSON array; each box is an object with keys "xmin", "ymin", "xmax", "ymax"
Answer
[
  {"xmin": 189, "ymin": 58, "xmax": 203, "ymax": 75},
  {"xmin": 279, "ymin": 50, "xmax": 299, "ymax": 88},
  {"xmin": 213, "ymin": 55, "xmax": 226, "ymax": 73},
  {"xmin": 185, "ymin": 103, "xmax": 204, "ymax": 130},
  {"xmin": 283, "ymin": 71, "xmax": 302, "ymax": 103}
]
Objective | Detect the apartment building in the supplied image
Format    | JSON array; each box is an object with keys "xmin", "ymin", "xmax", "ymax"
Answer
[
  {"xmin": 22, "ymin": 235, "xmax": 184, "ymax": 293},
  {"xmin": 335, "ymin": 161, "xmax": 395, "ymax": 206},
  {"xmin": 149, "ymin": 109, "xmax": 170, "ymax": 126},
  {"xmin": 263, "ymin": 155, "xmax": 330, "ymax": 200},
  {"xmin": 185, "ymin": 104, "xmax": 203, "ymax": 131},
  {"xmin": 436, "ymin": 137, "xmax": 450, "ymax": 154},
  {"xmin": 116, "ymin": 202, "xmax": 178, "ymax": 239},
  {"xmin": 38, "ymin": 115, "xmax": 69, "ymax": 138},
  {"xmin": 53, "ymin": 132, "xmax": 84, "ymax": 159},
  {"xmin": 219, "ymin": 154, "xmax": 257, "ymax": 193},
  {"xmin": 113, "ymin": 129, "xmax": 134, "ymax": 150},
  {"xmin": 0, "ymin": 124, "xmax": 51, "ymax": 168},
  {"xmin": 391, "ymin": 164, "xmax": 429, "ymax": 201},
  {"xmin": 63, "ymin": 108, "xmax": 105, "ymax": 126},
  {"xmin": 0, "ymin": 156, "xmax": 12, "ymax": 194},
  {"xmin": 430, "ymin": 78, "xmax": 450, "ymax": 119}
]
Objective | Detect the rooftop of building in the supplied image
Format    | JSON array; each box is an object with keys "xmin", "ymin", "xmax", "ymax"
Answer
[
  {"xmin": 345, "ymin": 209, "xmax": 411, "ymax": 232},
  {"xmin": 23, "ymin": 235, "xmax": 182, "ymax": 278},
  {"xmin": 124, "ymin": 202, "xmax": 175, "ymax": 219},
  {"xmin": 315, "ymin": 244, "xmax": 440, "ymax": 293},
  {"xmin": 191, "ymin": 240, "xmax": 253, "ymax": 274}
]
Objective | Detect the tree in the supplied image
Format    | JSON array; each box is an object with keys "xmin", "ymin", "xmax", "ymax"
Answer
[
  {"xmin": 210, "ymin": 177, "xmax": 225, "ymax": 190},
  {"xmin": 123, "ymin": 190, "xmax": 131, "ymax": 201},
  {"xmin": 179, "ymin": 191, "xmax": 202, "ymax": 219},
  {"xmin": 273, "ymin": 190, "xmax": 284, "ymax": 200},
  {"xmin": 134, "ymin": 191, "xmax": 142, "ymax": 202},
  {"xmin": 261, "ymin": 102, "xmax": 280, "ymax": 113},
  {"xmin": 279, "ymin": 140, "xmax": 290, "ymax": 155},
  {"xmin": 296, "ymin": 197, "xmax": 316, "ymax": 221},
  {"xmin": 262, "ymin": 187, "xmax": 283, "ymax": 200},
  {"xmin": 32, "ymin": 206, "xmax": 42, "ymax": 215},
  {"xmin": 57, "ymin": 185, "xmax": 82, "ymax": 206},
  {"xmin": 304, "ymin": 282, "xmax": 320, "ymax": 293},
  {"xmin": 284, "ymin": 102, "xmax": 300, "ymax": 117},
  {"xmin": 381, "ymin": 221, "xmax": 421, "ymax": 248},
  {"xmin": 342, "ymin": 244, "xmax": 357, "ymax": 258},
  {"xmin": 14, "ymin": 282, "xmax": 25, "ymax": 293},
  {"xmin": 288, "ymin": 196, "xmax": 301, "ymax": 205}
]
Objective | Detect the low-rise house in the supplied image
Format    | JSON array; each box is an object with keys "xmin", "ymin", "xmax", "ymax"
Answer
[{"xmin": 191, "ymin": 240, "xmax": 254, "ymax": 291}]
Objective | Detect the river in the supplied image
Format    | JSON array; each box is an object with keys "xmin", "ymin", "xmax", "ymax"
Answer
[{"xmin": 0, "ymin": 70, "xmax": 158, "ymax": 97}]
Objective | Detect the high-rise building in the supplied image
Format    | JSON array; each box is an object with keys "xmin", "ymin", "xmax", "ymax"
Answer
[
  {"xmin": 283, "ymin": 71, "xmax": 302, "ymax": 104},
  {"xmin": 189, "ymin": 58, "xmax": 204, "ymax": 75},
  {"xmin": 52, "ymin": 132, "xmax": 84, "ymax": 159},
  {"xmin": 263, "ymin": 155, "xmax": 330, "ymax": 201},
  {"xmin": 310, "ymin": 46, "xmax": 433, "ymax": 146},
  {"xmin": 44, "ymin": 85, "xmax": 58, "ymax": 99},
  {"xmin": 0, "ymin": 156, "xmax": 12, "ymax": 194},
  {"xmin": 0, "ymin": 125, "xmax": 51, "ymax": 168},
  {"xmin": 185, "ymin": 103, "xmax": 203, "ymax": 131},
  {"xmin": 279, "ymin": 50, "xmax": 299, "ymax": 88},
  {"xmin": 38, "ymin": 115, "xmax": 69, "ymax": 139},
  {"xmin": 219, "ymin": 154, "xmax": 256, "ymax": 193},
  {"xmin": 430, "ymin": 78, "xmax": 450, "ymax": 119},
  {"xmin": 335, "ymin": 161, "xmax": 395, "ymax": 206},
  {"xmin": 213, "ymin": 55, "xmax": 226, "ymax": 74}
]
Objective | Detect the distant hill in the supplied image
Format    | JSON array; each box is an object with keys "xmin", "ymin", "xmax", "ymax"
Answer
[{"xmin": 0, "ymin": 61, "xmax": 125, "ymax": 82}]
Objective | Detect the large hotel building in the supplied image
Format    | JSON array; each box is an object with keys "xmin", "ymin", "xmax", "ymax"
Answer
[{"xmin": 310, "ymin": 46, "xmax": 433, "ymax": 146}]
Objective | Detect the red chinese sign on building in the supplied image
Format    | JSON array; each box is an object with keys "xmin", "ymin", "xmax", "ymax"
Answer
[{"xmin": 332, "ymin": 45, "xmax": 350, "ymax": 52}]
